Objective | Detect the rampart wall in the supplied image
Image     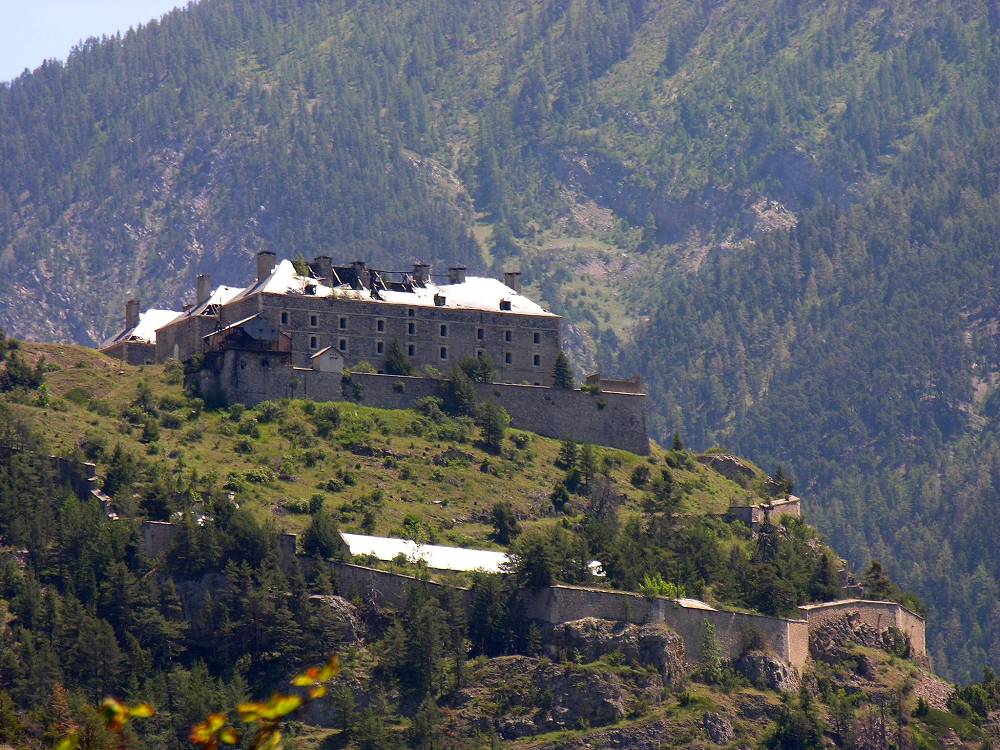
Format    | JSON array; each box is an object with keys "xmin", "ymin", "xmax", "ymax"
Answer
[
  {"xmin": 520, "ymin": 585, "xmax": 809, "ymax": 671},
  {"xmin": 139, "ymin": 523, "xmax": 920, "ymax": 676},
  {"xmin": 207, "ymin": 350, "xmax": 650, "ymax": 454},
  {"xmin": 798, "ymin": 600, "xmax": 926, "ymax": 657}
]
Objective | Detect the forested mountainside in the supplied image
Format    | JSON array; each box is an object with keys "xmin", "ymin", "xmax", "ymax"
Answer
[{"xmin": 2, "ymin": 0, "xmax": 1000, "ymax": 680}]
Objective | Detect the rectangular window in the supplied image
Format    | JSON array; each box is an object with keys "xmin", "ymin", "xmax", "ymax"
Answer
[
  {"xmin": 407, "ymin": 344, "xmax": 416, "ymax": 357},
  {"xmin": 504, "ymin": 330, "xmax": 512, "ymax": 343},
  {"xmin": 376, "ymin": 319, "xmax": 385, "ymax": 332},
  {"xmin": 339, "ymin": 317, "xmax": 348, "ymax": 330},
  {"xmin": 477, "ymin": 350, "xmax": 484, "ymax": 359},
  {"xmin": 533, "ymin": 332, "xmax": 540, "ymax": 345},
  {"xmin": 408, "ymin": 322, "xmax": 416, "ymax": 335},
  {"xmin": 309, "ymin": 314, "xmax": 318, "ymax": 328},
  {"xmin": 533, "ymin": 354, "xmax": 541, "ymax": 367},
  {"xmin": 280, "ymin": 311, "xmax": 289, "ymax": 325},
  {"xmin": 309, "ymin": 336, "xmax": 318, "ymax": 350},
  {"xmin": 376, "ymin": 340, "xmax": 384, "ymax": 354},
  {"xmin": 504, "ymin": 352, "xmax": 512, "ymax": 365},
  {"xmin": 477, "ymin": 327, "xmax": 484, "ymax": 340},
  {"xmin": 440, "ymin": 346, "xmax": 448, "ymax": 360},
  {"xmin": 440, "ymin": 323, "xmax": 448, "ymax": 337},
  {"xmin": 407, "ymin": 308, "xmax": 416, "ymax": 317},
  {"xmin": 339, "ymin": 338, "xmax": 347, "ymax": 352}
]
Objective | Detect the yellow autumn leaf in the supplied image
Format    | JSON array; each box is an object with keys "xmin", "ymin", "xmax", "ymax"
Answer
[
  {"xmin": 54, "ymin": 733, "xmax": 80, "ymax": 750},
  {"xmin": 219, "ymin": 727, "xmax": 241, "ymax": 745},
  {"xmin": 128, "ymin": 703, "xmax": 156, "ymax": 718}
]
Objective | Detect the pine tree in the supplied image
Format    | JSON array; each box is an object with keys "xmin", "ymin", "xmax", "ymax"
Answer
[
  {"xmin": 552, "ymin": 352, "xmax": 574, "ymax": 389},
  {"xmin": 671, "ymin": 432, "xmax": 684, "ymax": 451},
  {"xmin": 384, "ymin": 339, "xmax": 412, "ymax": 376}
]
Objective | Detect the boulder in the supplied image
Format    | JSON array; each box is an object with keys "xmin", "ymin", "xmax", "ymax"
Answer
[
  {"xmin": 703, "ymin": 712, "xmax": 735, "ymax": 744},
  {"xmin": 550, "ymin": 617, "xmax": 688, "ymax": 685},
  {"xmin": 734, "ymin": 651, "xmax": 800, "ymax": 693}
]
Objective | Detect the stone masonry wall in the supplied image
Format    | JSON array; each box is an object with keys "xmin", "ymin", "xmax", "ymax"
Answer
[
  {"xmin": 209, "ymin": 350, "xmax": 649, "ymax": 454},
  {"xmin": 520, "ymin": 585, "xmax": 810, "ymax": 672},
  {"xmin": 798, "ymin": 600, "xmax": 927, "ymax": 657},
  {"xmin": 137, "ymin": 528, "xmax": 917, "ymax": 676}
]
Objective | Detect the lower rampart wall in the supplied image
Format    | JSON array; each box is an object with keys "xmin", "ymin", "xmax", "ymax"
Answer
[
  {"xmin": 520, "ymin": 585, "xmax": 809, "ymax": 672},
  {"xmin": 798, "ymin": 600, "xmax": 927, "ymax": 657},
  {"xmin": 206, "ymin": 350, "xmax": 649, "ymax": 454},
  {"xmin": 139, "ymin": 522, "xmax": 915, "ymax": 676}
]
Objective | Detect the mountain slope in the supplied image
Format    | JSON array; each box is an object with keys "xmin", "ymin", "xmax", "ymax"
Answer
[{"xmin": 3, "ymin": 0, "xmax": 1000, "ymax": 679}]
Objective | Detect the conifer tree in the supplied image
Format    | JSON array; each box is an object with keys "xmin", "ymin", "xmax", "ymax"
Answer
[{"xmin": 552, "ymin": 352, "xmax": 574, "ymax": 389}]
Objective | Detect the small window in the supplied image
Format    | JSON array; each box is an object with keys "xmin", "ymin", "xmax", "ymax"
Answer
[
  {"xmin": 339, "ymin": 317, "xmax": 348, "ymax": 330},
  {"xmin": 440, "ymin": 323, "xmax": 448, "ymax": 337},
  {"xmin": 505, "ymin": 330, "xmax": 512, "ymax": 342},
  {"xmin": 440, "ymin": 346, "xmax": 448, "ymax": 360},
  {"xmin": 504, "ymin": 352, "xmax": 512, "ymax": 365},
  {"xmin": 339, "ymin": 338, "xmax": 347, "ymax": 352},
  {"xmin": 309, "ymin": 314, "xmax": 318, "ymax": 328},
  {"xmin": 407, "ymin": 308, "xmax": 416, "ymax": 317},
  {"xmin": 533, "ymin": 332, "xmax": 540, "ymax": 345},
  {"xmin": 408, "ymin": 322, "xmax": 416, "ymax": 335},
  {"xmin": 477, "ymin": 350, "xmax": 484, "ymax": 359},
  {"xmin": 376, "ymin": 340, "xmax": 384, "ymax": 354},
  {"xmin": 533, "ymin": 354, "xmax": 541, "ymax": 367},
  {"xmin": 477, "ymin": 327, "xmax": 484, "ymax": 340},
  {"xmin": 407, "ymin": 344, "xmax": 416, "ymax": 356},
  {"xmin": 309, "ymin": 336, "xmax": 318, "ymax": 350},
  {"xmin": 376, "ymin": 318, "xmax": 385, "ymax": 332},
  {"xmin": 280, "ymin": 311, "xmax": 289, "ymax": 325}
]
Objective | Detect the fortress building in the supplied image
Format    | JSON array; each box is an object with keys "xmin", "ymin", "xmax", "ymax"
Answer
[{"xmin": 100, "ymin": 252, "xmax": 649, "ymax": 453}]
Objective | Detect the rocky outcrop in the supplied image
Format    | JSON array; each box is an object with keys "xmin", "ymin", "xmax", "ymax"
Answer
[
  {"xmin": 549, "ymin": 617, "xmax": 688, "ymax": 685},
  {"xmin": 453, "ymin": 655, "xmax": 663, "ymax": 739},
  {"xmin": 697, "ymin": 454, "xmax": 757, "ymax": 484},
  {"xmin": 307, "ymin": 594, "xmax": 364, "ymax": 643},
  {"xmin": 734, "ymin": 651, "xmax": 801, "ymax": 693},
  {"xmin": 810, "ymin": 612, "xmax": 910, "ymax": 663},
  {"xmin": 703, "ymin": 712, "xmax": 735, "ymax": 744}
]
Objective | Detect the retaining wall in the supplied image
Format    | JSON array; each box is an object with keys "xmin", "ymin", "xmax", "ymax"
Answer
[
  {"xmin": 798, "ymin": 599, "xmax": 927, "ymax": 656},
  {"xmin": 140, "ymin": 523, "xmax": 918, "ymax": 675},
  {"xmin": 520, "ymin": 585, "xmax": 809, "ymax": 672},
  {"xmin": 208, "ymin": 349, "xmax": 649, "ymax": 454}
]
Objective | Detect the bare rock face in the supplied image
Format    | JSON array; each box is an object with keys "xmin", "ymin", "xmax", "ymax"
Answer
[
  {"xmin": 454, "ymin": 655, "xmax": 663, "ymax": 740},
  {"xmin": 734, "ymin": 651, "xmax": 801, "ymax": 693},
  {"xmin": 697, "ymin": 454, "xmax": 756, "ymax": 484},
  {"xmin": 810, "ymin": 612, "xmax": 909, "ymax": 663},
  {"xmin": 307, "ymin": 594, "xmax": 364, "ymax": 643},
  {"xmin": 550, "ymin": 617, "xmax": 688, "ymax": 685},
  {"xmin": 703, "ymin": 712, "xmax": 735, "ymax": 744}
]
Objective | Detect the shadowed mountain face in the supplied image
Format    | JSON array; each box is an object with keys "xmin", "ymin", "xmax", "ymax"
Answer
[{"xmin": 2, "ymin": 0, "xmax": 1000, "ymax": 679}]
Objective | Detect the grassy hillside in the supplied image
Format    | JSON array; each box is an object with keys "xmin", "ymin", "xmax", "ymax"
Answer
[{"xmin": 10, "ymin": 342, "xmax": 765, "ymax": 548}]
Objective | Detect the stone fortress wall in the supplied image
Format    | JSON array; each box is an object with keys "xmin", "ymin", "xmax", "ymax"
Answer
[
  {"xmin": 204, "ymin": 348, "xmax": 650, "ymax": 454},
  {"xmin": 140, "ymin": 524, "xmax": 925, "ymax": 675},
  {"xmin": 799, "ymin": 599, "xmax": 926, "ymax": 655}
]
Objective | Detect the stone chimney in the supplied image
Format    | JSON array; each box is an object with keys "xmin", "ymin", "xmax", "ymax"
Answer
[
  {"xmin": 126, "ymin": 299, "xmax": 140, "ymax": 330},
  {"xmin": 413, "ymin": 262, "xmax": 430, "ymax": 285},
  {"xmin": 312, "ymin": 255, "xmax": 332, "ymax": 282},
  {"xmin": 447, "ymin": 266, "xmax": 467, "ymax": 284},
  {"xmin": 257, "ymin": 251, "xmax": 277, "ymax": 281},
  {"xmin": 503, "ymin": 271, "xmax": 522, "ymax": 293},
  {"xmin": 351, "ymin": 260, "xmax": 370, "ymax": 289},
  {"xmin": 196, "ymin": 274, "xmax": 213, "ymax": 305}
]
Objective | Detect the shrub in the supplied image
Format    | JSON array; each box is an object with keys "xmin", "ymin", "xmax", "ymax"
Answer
[{"xmin": 638, "ymin": 574, "xmax": 687, "ymax": 599}]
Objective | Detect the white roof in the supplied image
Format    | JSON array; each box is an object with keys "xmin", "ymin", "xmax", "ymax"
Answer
[
  {"xmin": 342, "ymin": 533, "xmax": 509, "ymax": 572},
  {"xmin": 341, "ymin": 532, "xmax": 603, "ymax": 575},
  {"xmin": 102, "ymin": 308, "xmax": 181, "ymax": 347},
  {"xmin": 233, "ymin": 259, "xmax": 554, "ymax": 316},
  {"xmin": 188, "ymin": 284, "xmax": 245, "ymax": 316}
]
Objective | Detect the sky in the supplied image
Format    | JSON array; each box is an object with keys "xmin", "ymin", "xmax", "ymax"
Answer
[{"xmin": 0, "ymin": 0, "xmax": 187, "ymax": 83}]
